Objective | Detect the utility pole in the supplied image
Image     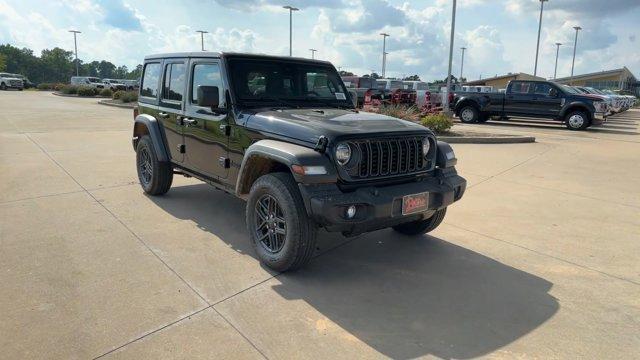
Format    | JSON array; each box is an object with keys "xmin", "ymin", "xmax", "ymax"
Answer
[
  {"xmin": 533, "ymin": 0, "xmax": 548, "ymax": 76},
  {"xmin": 570, "ymin": 26, "xmax": 582, "ymax": 84},
  {"xmin": 283, "ymin": 5, "xmax": 299, "ymax": 56},
  {"xmin": 460, "ymin": 47, "xmax": 466, "ymax": 81},
  {"xmin": 309, "ymin": 48, "xmax": 317, "ymax": 59},
  {"xmin": 68, "ymin": 30, "xmax": 81, "ymax": 76},
  {"xmin": 444, "ymin": 0, "xmax": 456, "ymax": 114},
  {"xmin": 553, "ymin": 42, "xmax": 562, "ymax": 79},
  {"xmin": 380, "ymin": 33, "xmax": 389, "ymax": 78},
  {"xmin": 196, "ymin": 30, "xmax": 208, "ymax": 51}
]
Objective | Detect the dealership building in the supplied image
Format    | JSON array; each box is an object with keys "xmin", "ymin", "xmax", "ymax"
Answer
[
  {"xmin": 463, "ymin": 73, "xmax": 545, "ymax": 90},
  {"xmin": 554, "ymin": 67, "xmax": 639, "ymax": 96}
]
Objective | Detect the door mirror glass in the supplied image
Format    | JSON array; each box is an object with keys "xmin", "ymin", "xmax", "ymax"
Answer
[
  {"xmin": 197, "ymin": 85, "xmax": 220, "ymax": 108},
  {"xmin": 549, "ymin": 88, "xmax": 558, "ymax": 97}
]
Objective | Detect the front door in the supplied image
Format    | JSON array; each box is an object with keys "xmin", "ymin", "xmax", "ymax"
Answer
[
  {"xmin": 183, "ymin": 60, "xmax": 229, "ymax": 179},
  {"xmin": 531, "ymin": 82, "xmax": 563, "ymax": 117},
  {"xmin": 159, "ymin": 59, "xmax": 188, "ymax": 163}
]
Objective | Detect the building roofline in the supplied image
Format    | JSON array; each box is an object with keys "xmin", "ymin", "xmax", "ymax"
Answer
[
  {"xmin": 554, "ymin": 67, "xmax": 636, "ymax": 82},
  {"xmin": 463, "ymin": 72, "xmax": 544, "ymax": 85}
]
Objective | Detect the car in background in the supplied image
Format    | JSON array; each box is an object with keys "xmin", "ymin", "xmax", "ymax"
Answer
[
  {"xmin": 461, "ymin": 85, "xmax": 494, "ymax": 93},
  {"xmin": 102, "ymin": 79, "xmax": 127, "ymax": 91},
  {"xmin": 0, "ymin": 72, "xmax": 25, "ymax": 90},
  {"xmin": 70, "ymin": 76, "xmax": 105, "ymax": 90},
  {"xmin": 377, "ymin": 78, "xmax": 416, "ymax": 105},
  {"xmin": 572, "ymin": 86, "xmax": 615, "ymax": 115},
  {"xmin": 341, "ymin": 76, "xmax": 381, "ymax": 107},
  {"xmin": 119, "ymin": 79, "xmax": 139, "ymax": 91}
]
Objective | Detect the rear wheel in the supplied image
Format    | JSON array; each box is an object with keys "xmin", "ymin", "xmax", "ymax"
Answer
[
  {"xmin": 392, "ymin": 208, "xmax": 447, "ymax": 236},
  {"xmin": 136, "ymin": 135, "xmax": 173, "ymax": 195},
  {"xmin": 459, "ymin": 106, "xmax": 479, "ymax": 123},
  {"xmin": 565, "ymin": 110, "xmax": 590, "ymax": 130},
  {"xmin": 246, "ymin": 172, "xmax": 317, "ymax": 272}
]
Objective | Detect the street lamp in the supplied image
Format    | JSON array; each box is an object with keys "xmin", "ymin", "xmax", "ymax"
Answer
[
  {"xmin": 444, "ymin": 0, "xmax": 457, "ymax": 114},
  {"xmin": 570, "ymin": 26, "xmax": 582, "ymax": 84},
  {"xmin": 460, "ymin": 47, "xmax": 466, "ymax": 81},
  {"xmin": 196, "ymin": 30, "xmax": 208, "ymax": 51},
  {"xmin": 533, "ymin": 0, "xmax": 548, "ymax": 76},
  {"xmin": 553, "ymin": 42, "xmax": 562, "ymax": 79},
  {"xmin": 68, "ymin": 30, "xmax": 81, "ymax": 76},
  {"xmin": 309, "ymin": 48, "xmax": 317, "ymax": 59},
  {"xmin": 380, "ymin": 33, "xmax": 390, "ymax": 78},
  {"xmin": 283, "ymin": 5, "xmax": 299, "ymax": 56}
]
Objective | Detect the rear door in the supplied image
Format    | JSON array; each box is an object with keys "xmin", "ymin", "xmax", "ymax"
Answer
[
  {"xmin": 158, "ymin": 58, "xmax": 188, "ymax": 163},
  {"xmin": 182, "ymin": 59, "xmax": 230, "ymax": 179},
  {"xmin": 503, "ymin": 81, "xmax": 534, "ymax": 115}
]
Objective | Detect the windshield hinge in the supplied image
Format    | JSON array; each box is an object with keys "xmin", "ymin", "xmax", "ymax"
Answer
[{"xmin": 314, "ymin": 135, "xmax": 329, "ymax": 153}]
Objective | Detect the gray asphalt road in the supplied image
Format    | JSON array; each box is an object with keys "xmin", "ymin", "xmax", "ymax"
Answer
[{"xmin": 1, "ymin": 91, "xmax": 639, "ymax": 359}]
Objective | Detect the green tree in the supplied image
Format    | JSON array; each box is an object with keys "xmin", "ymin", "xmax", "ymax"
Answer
[
  {"xmin": 97, "ymin": 60, "xmax": 116, "ymax": 79},
  {"xmin": 40, "ymin": 47, "xmax": 74, "ymax": 82},
  {"xmin": 403, "ymin": 74, "xmax": 421, "ymax": 81},
  {"xmin": 0, "ymin": 53, "xmax": 6, "ymax": 71}
]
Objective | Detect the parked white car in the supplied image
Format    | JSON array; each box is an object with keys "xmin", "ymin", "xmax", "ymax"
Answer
[
  {"xmin": 102, "ymin": 79, "xmax": 127, "ymax": 91},
  {"xmin": 70, "ymin": 76, "xmax": 105, "ymax": 90},
  {"xmin": 0, "ymin": 72, "xmax": 24, "ymax": 90}
]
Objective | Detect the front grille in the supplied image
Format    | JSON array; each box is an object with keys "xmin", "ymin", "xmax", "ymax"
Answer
[
  {"xmin": 9, "ymin": 80, "xmax": 22, "ymax": 87},
  {"xmin": 350, "ymin": 136, "xmax": 434, "ymax": 180}
]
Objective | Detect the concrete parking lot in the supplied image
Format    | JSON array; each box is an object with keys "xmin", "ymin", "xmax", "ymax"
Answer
[{"xmin": 1, "ymin": 91, "xmax": 639, "ymax": 359}]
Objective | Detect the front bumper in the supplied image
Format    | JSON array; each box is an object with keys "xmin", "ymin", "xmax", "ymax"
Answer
[
  {"xmin": 299, "ymin": 168, "xmax": 466, "ymax": 235},
  {"xmin": 593, "ymin": 112, "xmax": 607, "ymax": 125}
]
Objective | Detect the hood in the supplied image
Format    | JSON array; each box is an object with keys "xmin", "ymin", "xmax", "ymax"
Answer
[
  {"xmin": 244, "ymin": 108, "xmax": 429, "ymax": 145},
  {"xmin": 572, "ymin": 94, "xmax": 603, "ymax": 102}
]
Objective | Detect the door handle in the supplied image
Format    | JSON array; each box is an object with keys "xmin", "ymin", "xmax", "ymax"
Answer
[
  {"xmin": 158, "ymin": 112, "xmax": 169, "ymax": 118},
  {"xmin": 182, "ymin": 118, "xmax": 197, "ymax": 126}
]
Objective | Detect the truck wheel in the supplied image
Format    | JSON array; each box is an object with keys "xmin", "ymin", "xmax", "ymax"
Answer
[
  {"xmin": 0, "ymin": 83, "xmax": 6, "ymax": 90},
  {"xmin": 565, "ymin": 110, "xmax": 590, "ymax": 130},
  {"xmin": 136, "ymin": 135, "xmax": 173, "ymax": 195},
  {"xmin": 392, "ymin": 208, "xmax": 447, "ymax": 236},
  {"xmin": 246, "ymin": 172, "xmax": 317, "ymax": 272},
  {"xmin": 459, "ymin": 106, "xmax": 479, "ymax": 123}
]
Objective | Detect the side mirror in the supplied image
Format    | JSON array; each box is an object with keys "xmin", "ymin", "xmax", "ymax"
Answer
[
  {"xmin": 197, "ymin": 86, "xmax": 220, "ymax": 109},
  {"xmin": 549, "ymin": 88, "xmax": 558, "ymax": 97}
]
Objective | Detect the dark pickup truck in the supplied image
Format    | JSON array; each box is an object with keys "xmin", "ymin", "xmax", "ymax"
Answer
[{"xmin": 452, "ymin": 80, "xmax": 608, "ymax": 130}]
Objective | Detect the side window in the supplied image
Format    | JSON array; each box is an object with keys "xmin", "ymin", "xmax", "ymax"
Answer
[
  {"xmin": 534, "ymin": 83, "xmax": 553, "ymax": 95},
  {"xmin": 162, "ymin": 63, "xmax": 186, "ymax": 102},
  {"xmin": 511, "ymin": 82, "xmax": 532, "ymax": 94},
  {"xmin": 140, "ymin": 63, "xmax": 161, "ymax": 98},
  {"xmin": 191, "ymin": 63, "xmax": 224, "ymax": 105}
]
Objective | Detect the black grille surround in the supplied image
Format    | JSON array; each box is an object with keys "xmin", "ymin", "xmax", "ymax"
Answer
[{"xmin": 337, "ymin": 135, "xmax": 437, "ymax": 182}]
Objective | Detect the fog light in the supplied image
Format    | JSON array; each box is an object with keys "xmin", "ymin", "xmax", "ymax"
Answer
[{"xmin": 346, "ymin": 205, "xmax": 357, "ymax": 219}]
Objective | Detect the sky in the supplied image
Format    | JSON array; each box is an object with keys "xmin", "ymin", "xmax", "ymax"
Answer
[{"xmin": 1, "ymin": 0, "xmax": 639, "ymax": 82}]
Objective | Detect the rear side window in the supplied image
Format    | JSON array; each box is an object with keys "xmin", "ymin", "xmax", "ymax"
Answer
[
  {"xmin": 511, "ymin": 82, "xmax": 532, "ymax": 94},
  {"xmin": 191, "ymin": 63, "xmax": 224, "ymax": 105},
  {"xmin": 140, "ymin": 63, "xmax": 161, "ymax": 98},
  {"xmin": 162, "ymin": 63, "xmax": 186, "ymax": 102}
]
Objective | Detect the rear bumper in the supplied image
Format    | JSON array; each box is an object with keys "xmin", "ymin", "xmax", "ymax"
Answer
[{"xmin": 299, "ymin": 168, "xmax": 466, "ymax": 235}]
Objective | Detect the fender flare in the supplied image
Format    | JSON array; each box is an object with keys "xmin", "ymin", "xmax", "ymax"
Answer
[
  {"xmin": 133, "ymin": 114, "xmax": 170, "ymax": 162},
  {"xmin": 235, "ymin": 139, "xmax": 338, "ymax": 195},
  {"xmin": 455, "ymin": 97, "xmax": 484, "ymax": 114}
]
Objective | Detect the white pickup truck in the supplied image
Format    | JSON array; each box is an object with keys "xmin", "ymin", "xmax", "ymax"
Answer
[{"xmin": 0, "ymin": 72, "xmax": 24, "ymax": 90}]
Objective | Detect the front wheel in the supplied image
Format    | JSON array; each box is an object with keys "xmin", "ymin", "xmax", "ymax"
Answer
[
  {"xmin": 392, "ymin": 208, "xmax": 447, "ymax": 236},
  {"xmin": 459, "ymin": 106, "xmax": 479, "ymax": 123},
  {"xmin": 565, "ymin": 110, "xmax": 590, "ymax": 130},
  {"xmin": 246, "ymin": 172, "xmax": 317, "ymax": 272}
]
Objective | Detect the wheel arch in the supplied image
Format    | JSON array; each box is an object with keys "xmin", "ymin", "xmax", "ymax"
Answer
[
  {"xmin": 455, "ymin": 99, "xmax": 481, "ymax": 116},
  {"xmin": 133, "ymin": 114, "xmax": 170, "ymax": 162},
  {"xmin": 561, "ymin": 103, "xmax": 593, "ymax": 122},
  {"xmin": 235, "ymin": 140, "xmax": 337, "ymax": 196}
]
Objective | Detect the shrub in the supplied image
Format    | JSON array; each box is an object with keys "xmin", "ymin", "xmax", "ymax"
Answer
[
  {"xmin": 100, "ymin": 88, "xmax": 113, "ymax": 97},
  {"xmin": 60, "ymin": 85, "xmax": 78, "ymax": 95},
  {"xmin": 112, "ymin": 90, "xmax": 125, "ymax": 100},
  {"xmin": 53, "ymin": 83, "xmax": 66, "ymax": 91},
  {"xmin": 120, "ymin": 91, "xmax": 138, "ymax": 103},
  {"xmin": 376, "ymin": 104, "xmax": 420, "ymax": 122},
  {"xmin": 77, "ymin": 86, "xmax": 96, "ymax": 97},
  {"xmin": 421, "ymin": 113, "xmax": 454, "ymax": 134},
  {"xmin": 37, "ymin": 83, "xmax": 53, "ymax": 90}
]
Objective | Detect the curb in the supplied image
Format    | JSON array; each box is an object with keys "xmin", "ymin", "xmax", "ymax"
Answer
[
  {"xmin": 98, "ymin": 99, "xmax": 137, "ymax": 109},
  {"xmin": 438, "ymin": 135, "xmax": 536, "ymax": 144},
  {"xmin": 52, "ymin": 92, "xmax": 110, "ymax": 99}
]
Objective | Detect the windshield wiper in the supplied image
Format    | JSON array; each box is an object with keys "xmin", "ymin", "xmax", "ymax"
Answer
[{"xmin": 308, "ymin": 98, "xmax": 358, "ymax": 112}]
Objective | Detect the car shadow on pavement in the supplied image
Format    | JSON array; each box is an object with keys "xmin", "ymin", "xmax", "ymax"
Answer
[
  {"xmin": 482, "ymin": 119, "xmax": 638, "ymax": 135},
  {"xmin": 150, "ymin": 183, "xmax": 559, "ymax": 360}
]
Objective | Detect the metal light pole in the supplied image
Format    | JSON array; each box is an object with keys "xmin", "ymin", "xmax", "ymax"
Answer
[
  {"xmin": 283, "ymin": 6, "xmax": 299, "ymax": 56},
  {"xmin": 196, "ymin": 30, "xmax": 208, "ymax": 51},
  {"xmin": 380, "ymin": 33, "xmax": 389, "ymax": 78},
  {"xmin": 570, "ymin": 26, "xmax": 582, "ymax": 84},
  {"xmin": 68, "ymin": 30, "xmax": 81, "ymax": 76},
  {"xmin": 309, "ymin": 48, "xmax": 317, "ymax": 59},
  {"xmin": 460, "ymin": 47, "xmax": 466, "ymax": 81},
  {"xmin": 444, "ymin": 0, "xmax": 456, "ymax": 114},
  {"xmin": 553, "ymin": 42, "xmax": 562, "ymax": 79},
  {"xmin": 533, "ymin": 0, "xmax": 548, "ymax": 76}
]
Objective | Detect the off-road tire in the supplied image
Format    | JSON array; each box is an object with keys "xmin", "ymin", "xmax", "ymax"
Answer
[
  {"xmin": 565, "ymin": 110, "xmax": 590, "ymax": 130},
  {"xmin": 136, "ymin": 135, "xmax": 173, "ymax": 195},
  {"xmin": 392, "ymin": 208, "xmax": 447, "ymax": 236},
  {"xmin": 459, "ymin": 105, "xmax": 479, "ymax": 123},
  {"xmin": 246, "ymin": 172, "xmax": 317, "ymax": 272}
]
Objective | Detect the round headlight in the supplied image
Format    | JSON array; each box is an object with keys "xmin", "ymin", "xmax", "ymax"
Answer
[
  {"xmin": 422, "ymin": 138, "xmax": 431, "ymax": 158},
  {"xmin": 335, "ymin": 143, "xmax": 352, "ymax": 165}
]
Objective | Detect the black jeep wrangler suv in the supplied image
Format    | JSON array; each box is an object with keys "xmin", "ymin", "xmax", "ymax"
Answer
[{"xmin": 132, "ymin": 52, "xmax": 466, "ymax": 271}]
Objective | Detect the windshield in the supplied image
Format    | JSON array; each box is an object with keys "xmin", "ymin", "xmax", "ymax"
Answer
[
  {"xmin": 560, "ymin": 85, "xmax": 580, "ymax": 94},
  {"xmin": 227, "ymin": 58, "xmax": 352, "ymax": 108},
  {"xmin": 88, "ymin": 77, "xmax": 101, "ymax": 83}
]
